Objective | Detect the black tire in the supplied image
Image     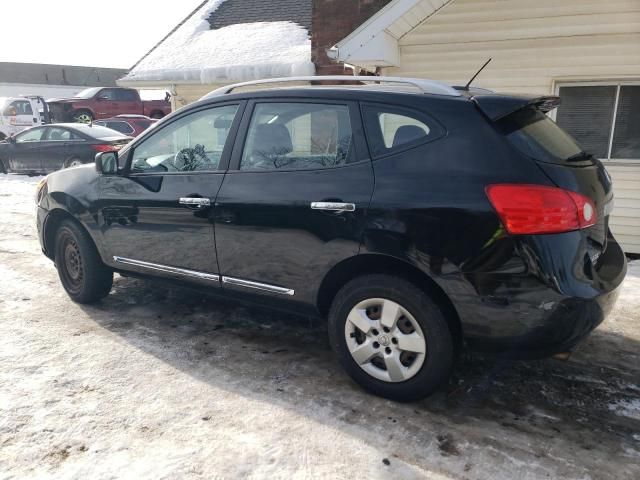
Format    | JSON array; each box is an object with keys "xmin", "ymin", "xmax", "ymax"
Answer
[
  {"xmin": 72, "ymin": 110, "xmax": 93, "ymax": 124},
  {"xmin": 0, "ymin": 158, "xmax": 6, "ymax": 174},
  {"xmin": 328, "ymin": 274, "xmax": 454, "ymax": 402},
  {"xmin": 149, "ymin": 111, "xmax": 164, "ymax": 119},
  {"xmin": 54, "ymin": 220, "xmax": 113, "ymax": 303}
]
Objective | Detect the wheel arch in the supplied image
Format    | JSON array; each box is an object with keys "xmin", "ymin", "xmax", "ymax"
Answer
[
  {"xmin": 43, "ymin": 208, "xmax": 94, "ymax": 261},
  {"xmin": 317, "ymin": 254, "xmax": 463, "ymax": 348}
]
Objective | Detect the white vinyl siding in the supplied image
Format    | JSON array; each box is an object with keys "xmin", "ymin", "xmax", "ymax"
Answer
[{"xmin": 385, "ymin": 0, "xmax": 640, "ymax": 252}]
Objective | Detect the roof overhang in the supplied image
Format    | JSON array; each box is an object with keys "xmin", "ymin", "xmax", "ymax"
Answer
[{"xmin": 328, "ymin": 0, "xmax": 454, "ymax": 70}]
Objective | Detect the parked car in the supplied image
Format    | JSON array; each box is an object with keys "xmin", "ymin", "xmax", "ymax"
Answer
[
  {"xmin": 94, "ymin": 115, "xmax": 158, "ymax": 137},
  {"xmin": 35, "ymin": 76, "xmax": 627, "ymax": 401},
  {"xmin": 0, "ymin": 123, "xmax": 131, "ymax": 174},
  {"xmin": 0, "ymin": 96, "xmax": 51, "ymax": 140},
  {"xmin": 47, "ymin": 87, "xmax": 171, "ymax": 124}
]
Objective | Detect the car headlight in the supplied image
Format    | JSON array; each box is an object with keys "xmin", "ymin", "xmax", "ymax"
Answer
[{"xmin": 35, "ymin": 177, "xmax": 48, "ymax": 205}]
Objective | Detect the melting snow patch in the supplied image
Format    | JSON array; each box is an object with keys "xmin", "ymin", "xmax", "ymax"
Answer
[
  {"xmin": 608, "ymin": 399, "xmax": 640, "ymax": 420},
  {"xmin": 122, "ymin": 0, "xmax": 314, "ymax": 84}
]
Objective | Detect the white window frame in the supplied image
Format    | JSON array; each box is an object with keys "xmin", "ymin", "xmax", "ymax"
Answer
[{"xmin": 553, "ymin": 79, "xmax": 640, "ymax": 165}]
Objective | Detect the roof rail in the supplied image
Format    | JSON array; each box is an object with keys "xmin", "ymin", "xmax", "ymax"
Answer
[{"xmin": 201, "ymin": 76, "xmax": 462, "ymax": 100}]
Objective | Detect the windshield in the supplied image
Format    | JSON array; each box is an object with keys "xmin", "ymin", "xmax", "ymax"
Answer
[
  {"xmin": 73, "ymin": 87, "xmax": 102, "ymax": 99},
  {"xmin": 498, "ymin": 108, "xmax": 589, "ymax": 164}
]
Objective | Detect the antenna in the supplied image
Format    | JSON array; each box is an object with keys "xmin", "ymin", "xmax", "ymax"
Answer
[{"xmin": 464, "ymin": 58, "xmax": 492, "ymax": 90}]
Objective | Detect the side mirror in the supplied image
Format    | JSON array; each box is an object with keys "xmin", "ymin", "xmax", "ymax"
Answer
[
  {"xmin": 95, "ymin": 151, "xmax": 118, "ymax": 174},
  {"xmin": 96, "ymin": 95, "xmax": 109, "ymax": 102}
]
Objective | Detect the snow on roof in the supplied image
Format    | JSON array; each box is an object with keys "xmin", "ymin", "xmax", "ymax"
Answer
[{"xmin": 120, "ymin": 0, "xmax": 314, "ymax": 86}]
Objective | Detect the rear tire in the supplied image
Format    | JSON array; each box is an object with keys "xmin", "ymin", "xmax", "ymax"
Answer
[
  {"xmin": 149, "ymin": 111, "xmax": 164, "ymax": 119},
  {"xmin": 328, "ymin": 274, "xmax": 454, "ymax": 401},
  {"xmin": 0, "ymin": 158, "xmax": 6, "ymax": 173},
  {"xmin": 54, "ymin": 220, "xmax": 113, "ymax": 303}
]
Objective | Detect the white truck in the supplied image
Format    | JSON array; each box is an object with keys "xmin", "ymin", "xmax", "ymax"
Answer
[{"xmin": 0, "ymin": 96, "xmax": 51, "ymax": 140}]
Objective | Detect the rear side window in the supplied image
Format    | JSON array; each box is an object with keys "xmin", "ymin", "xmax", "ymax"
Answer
[
  {"xmin": 497, "ymin": 108, "xmax": 586, "ymax": 165},
  {"xmin": 240, "ymin": 102, "xmax": 354, "ymax": 171},
  {"xmin": 362, "ymin": 104, "xmax": 442, "ymax": 157},
  {"xmin": 106, "ymin": 121, "xmax": 135, "ymax": 135}
]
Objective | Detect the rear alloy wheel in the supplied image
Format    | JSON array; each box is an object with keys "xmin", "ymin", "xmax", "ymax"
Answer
[
  {"xmin": 54, "ymin": 220, "xmax": 113, "ymax": 303},
  {"xmin": 329, "ymin": 274, "xmax": 454, "ymax": 401}
]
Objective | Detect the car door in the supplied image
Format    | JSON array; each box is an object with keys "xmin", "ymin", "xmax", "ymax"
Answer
[
  {"xmin": 95, "ymin": 89, "xmax": 118, "ymax": 118},
  {"xmin": 9, "ymin": 127, "xmax": 46, "ymax": 171},
  {"xmin": 115, "ymin": 89, "xmax": 141, "ymax": 115},
  {"xmin": 39, "ymin": 126, "xmax": 82, "ymax": 172},
  {"xmin": 10, "ymin": 100, "xmax": 39, "ymax": 129},
  {"xmin": 97, "ymin": 101, "xmax": 244, "ymax": 285},
  {"xmin": 214, "ymin": 99, "xmax": 374, "ymax": 307}
]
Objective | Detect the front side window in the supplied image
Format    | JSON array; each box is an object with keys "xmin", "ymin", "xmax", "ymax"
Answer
[
  {"xmin": 15, "ymin": 128, "xmax": 44, "ymax": 143},
  {"xmin": 362, "ymin": 104, "xmax": 441, "ymax": 157},
  {"xmin": 556, "ymin": 84, "xmax": 640, "ymax": 160},
  {"xmin": 130, "ymin": 104, "xmax": 238, "ymax": 173},
  {"xmin": 240, "ymin": 102, "xmax": 354, "ymax": 171},
  {"xmin": 98, "ymin": 89, "xmax": 116, "ymax": 101}
]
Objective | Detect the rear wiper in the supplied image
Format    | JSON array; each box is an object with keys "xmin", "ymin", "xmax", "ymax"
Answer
[{"xmin": 565, "ymin": 151, "xmax": 593, "ymax": 162}]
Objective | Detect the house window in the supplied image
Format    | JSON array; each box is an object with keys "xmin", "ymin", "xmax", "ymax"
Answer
[{"xmin": 556, "ymin": 84, "xmax": 640, "ymax": 160}]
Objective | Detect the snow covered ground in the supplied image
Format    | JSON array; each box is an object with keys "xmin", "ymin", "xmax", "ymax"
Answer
[{"xmin": 0, "ymin": 172, "xmax": 639, "ymax": 479}]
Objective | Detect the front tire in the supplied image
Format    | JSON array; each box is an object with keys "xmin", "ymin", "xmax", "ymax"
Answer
[
  {"xmin": 328, "ymin": 274, "xmax": 454, "ymax": 401},
  {"xmin": 54, "ymin": 220, "xmax": 113, "ymax": 303}
]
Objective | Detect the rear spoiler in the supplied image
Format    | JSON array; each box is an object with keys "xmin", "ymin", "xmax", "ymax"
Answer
[{"xmin": 472, "ymin": 94, "xmax": 561, "ymax": 121}]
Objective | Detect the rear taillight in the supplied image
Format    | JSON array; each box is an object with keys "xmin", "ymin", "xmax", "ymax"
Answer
[
  {"xmin": 485, "ymin": 184, "xmax": 597, "ymax": 235},
  {"xmin": 92, "ymin": 144, "xmax": 115, "ymax": 152}
]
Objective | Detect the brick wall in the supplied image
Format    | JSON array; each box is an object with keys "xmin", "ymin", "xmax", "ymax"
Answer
[{"xmin": 312, "ymin": 0, "xmax": 391, "ymax": 76}]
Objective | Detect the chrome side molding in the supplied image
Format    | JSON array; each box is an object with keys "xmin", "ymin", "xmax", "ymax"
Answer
[
  {"xmin": 222, "ymin": 276, "xmax": 294, "ymax": 296},
  {"xmin": 113, "ymin": 256, "xmax": 220, "ymax": 282},
  {"xmin": 112, "ymin": 256, "xmax": 294, "ymax": 296}
]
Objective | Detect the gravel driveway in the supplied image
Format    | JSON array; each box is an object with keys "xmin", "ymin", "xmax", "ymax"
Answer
[{"xmin": 1, "ymin": 173, "xmax": 639, "ymax": 479}]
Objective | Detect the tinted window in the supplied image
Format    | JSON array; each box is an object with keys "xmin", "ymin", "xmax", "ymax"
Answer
[
  {"xmin": 131, "ymin": 104, "xmax": 238, "ymax": 173},
  {"xmin": 75, "ymin": 124, "xmax": 127, "ymax": 139},
  {"xmin": 498, "ymin": 108, "xmax": 584, "ymax": 164},
  {"xmin": 46, "ymin": 127, "xmax": 79, "ymax": 141},
  {"xmin": 98, "ymin": 89, "xmax": 116, "ymax": 101},
  {"xmin": 362, "ymin": 104, "xmax": 440, "ymax": 157},
  {"xmin": 15, "ymin": 128, "xmax": 44, "ymax": 143},
  {"xmin": 115, "ymin": 89, "xmax": 138, "ymax": 101},
  {"xmin": 241, "ymin": 103, "xmax": 353, "ymax": 171},
  {"xmin": 106, "ymin": 121, "xmax": 135, "ymax": 135}
]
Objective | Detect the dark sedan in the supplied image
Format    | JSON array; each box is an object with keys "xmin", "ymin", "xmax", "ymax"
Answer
[{"xmin": 0, "ymin": 124, "xmax": 131, "ymax": 174}]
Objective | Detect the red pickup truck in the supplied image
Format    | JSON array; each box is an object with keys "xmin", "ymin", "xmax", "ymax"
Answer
[{"xmin": 48, "ymin": 87, "xmax": 171, "ymax": 124}]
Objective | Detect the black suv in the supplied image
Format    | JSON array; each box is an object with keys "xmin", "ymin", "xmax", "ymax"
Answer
[{"xmin": 35, "ymin": 76, "xmax": 627, "ymax": 401}]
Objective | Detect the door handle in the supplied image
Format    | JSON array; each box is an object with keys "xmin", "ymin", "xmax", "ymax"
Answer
[
  {"xmin": 179, "ymin": 197, "xmax": 211, "ymax": 207},
  {"xmin": 310, "ymin": 202, "xmax": 355, "ymax": 212}
]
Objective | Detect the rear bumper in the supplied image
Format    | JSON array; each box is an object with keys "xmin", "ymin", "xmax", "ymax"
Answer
[{"xmin": 451, "ymin": 231, "xmax": 627, "ymax": 358}]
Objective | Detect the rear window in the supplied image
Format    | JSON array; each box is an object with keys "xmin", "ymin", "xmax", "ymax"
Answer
[
  {"xmin": 497, "ymin": 108, "xmax": 589, "ymax": 165},
  {"xmin": 76, "ymin": 124, "xmax": 129, "ymax": 139}
]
